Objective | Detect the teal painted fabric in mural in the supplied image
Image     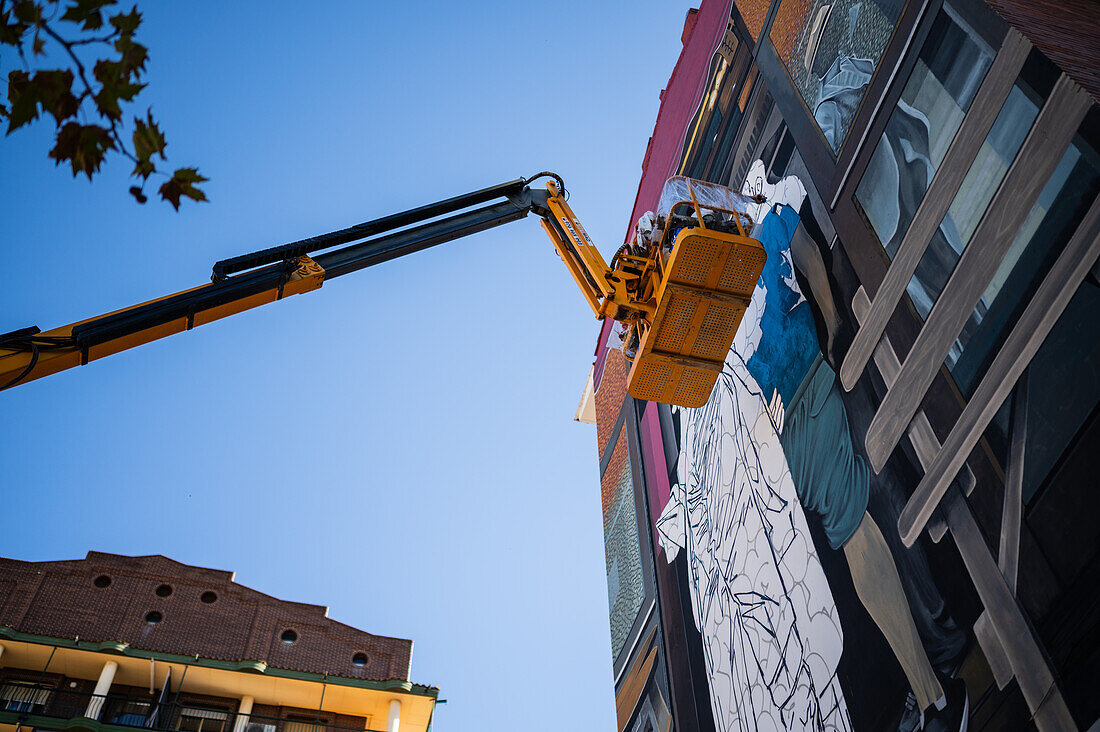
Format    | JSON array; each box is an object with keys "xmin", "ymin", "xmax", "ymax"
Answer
[
  {"xmin": 781, "ymin": 357, "xmax": 871, "ymax": 549},
  {"xmin": 745, "ymin": 204, "xmax": 819, "ymax": 408},
  {"xmin": 744, "ymin": 203, "xmax": 869, "ymax": 550}
]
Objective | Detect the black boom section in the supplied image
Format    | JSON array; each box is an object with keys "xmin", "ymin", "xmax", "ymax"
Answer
[
  {"xmin": 315, "ymin": 199, "xmax": 533, "ymax": 279},
  {"xmin": 61, "ymin": 178, "xmax": 550, "ymax": 360},
  {"xmin": 211, "ymin": 178, "xmax": 529, "ymax": 281}
]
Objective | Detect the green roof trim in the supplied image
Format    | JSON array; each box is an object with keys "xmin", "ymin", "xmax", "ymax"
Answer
[{"xmin": 0, "ymin": 627, "xmax": 437, "ymax": 699}]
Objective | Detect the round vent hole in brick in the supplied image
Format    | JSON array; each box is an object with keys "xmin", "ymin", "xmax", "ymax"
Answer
[
  {"xmin": 200, "ymin": 591, "xmax": 217, "ymax": 604},
  {"xmin": 94, "ymin": 575, "xmax": 111, "ymax": 588},
  {"xmin": 145, "ymin": 611, "xmax": 163, "ymax": 625},
  {"xmin": 281, "ymin": 629, "xmax": 297, "ymax": 645},
  {"xmin": 352, "ymin": 653, "xmax": 368, "ymax": 668},
  {"xmin": 155, "ymin": 584, "xmax": 173, "ymax": 598}
]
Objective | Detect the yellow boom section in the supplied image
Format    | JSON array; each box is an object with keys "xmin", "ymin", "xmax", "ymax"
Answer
[{"xmin": 2, "ymin": 174, "xmax": 766, "ymax": 409}]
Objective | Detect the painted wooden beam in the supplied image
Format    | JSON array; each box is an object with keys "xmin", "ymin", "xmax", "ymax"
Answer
[
  {"xmin": 850, "ymin": 287, "xmax": 973, "ymax": 542},
  {"xmin": 864, "ymin": 74, "xmax": 1093, "ymax": 471},
  {"xmin": 899, "ymin": 194, "xmax": 1100, "ymax": 545},
  {"xmin": 943, "ymin": 492, "xmax": 1074, "ymax": 730},
  {"xmin": 839, "ymin": 30, "xmax": 1031, "ymax": 393}
]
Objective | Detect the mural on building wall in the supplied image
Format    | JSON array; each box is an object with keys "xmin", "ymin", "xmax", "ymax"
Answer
[
  {"xmin": 652, "ymin": 162, "xmax": 968, "ymax": 731},
  {"xmin": 603, "ymin": 424, "xmax": 647, "ymax": 663},
  {"xmin": 769, "ymin": 0, "xmax": 904, "ymax": 151},
  {"xmin": 656, "ymin": 167, "xmax": 852, "ymax": 732}
]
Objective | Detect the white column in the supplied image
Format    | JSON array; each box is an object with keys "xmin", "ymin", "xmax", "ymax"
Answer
[
  {"xmin": 231, "ymin": 695, "xmax": 255, "ymax": 732},
  {"xmin": 386, "ymin": 699, "xmax": 401, "ymax": 732},
  {"xmin": 84, "ymin": 659, "xmax": 118, "ymax": 719}
]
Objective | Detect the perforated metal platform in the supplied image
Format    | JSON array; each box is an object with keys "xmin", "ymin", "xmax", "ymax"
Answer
[{"xmin": 627, "ymin": 227, "xmax": 766, "ymax": 408}]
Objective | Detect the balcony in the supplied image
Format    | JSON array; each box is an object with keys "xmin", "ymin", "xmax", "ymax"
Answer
[{"xmin": 0, "ymin": 683, "xmax": 385, "ymax": 732}]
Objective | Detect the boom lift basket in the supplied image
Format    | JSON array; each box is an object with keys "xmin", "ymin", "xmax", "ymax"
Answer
[{"xmin": 625, "ymin": 179, "xmax": 766, "ymax": 408}]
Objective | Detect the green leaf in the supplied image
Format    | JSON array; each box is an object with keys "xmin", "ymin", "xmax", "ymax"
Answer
[
  {"xmin": 158, "ymin": 167, "xmax": 208, "ymax": 210},
  {"xmin": 114, "ymin": 36, "xmax": 147, "ymax": 77},
  {"xmin": 31, "ymin": 33, "xmax": 44, "ymax": 55},
  {"xmin": 60, "ymin": 0, "xmax": 116, "ymax": 31},
  {"xmin": 92, "ymin": 58, "xmax": 145, "ymax": 120},
  {"xmin": 11, "ymin": 1, "xmax": 42, "ymax": 24},
  {"xmin": 49, "ymin": 122, "xmax": 115, "ymax": 179},
  {"xmin": 0, "ymin": 11, "xmax": 31, "ymax": 46},
  {"xmin": 128, "ymin": 185, "xmax": 147, "ymax": 203},
  {"xmin": 108, "ymin": 5, "xmax": 140, "ymax": 35},
  {"xmin": 6, "ymin": 69, "xmax": 40, "ymax": 133},
  {"xmin": 132, "ymin": 109, "xmax": 166, "ymax": 162},
  {"xmin": 33, "ymin": 69, "xmax": 80, "ymax": 124},
  {"xmin": 131, "ymin": 158, "xmax": 154, "ymax": 178}
]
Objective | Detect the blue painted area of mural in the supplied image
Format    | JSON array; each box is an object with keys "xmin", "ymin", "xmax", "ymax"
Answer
[{"xmin": 745, "ymin": 204, "xmax": 820, "ymax": 407}]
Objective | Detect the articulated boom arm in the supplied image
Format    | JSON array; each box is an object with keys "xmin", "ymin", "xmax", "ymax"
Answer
[
  {"xmin": 1, "ymin": 173, "xmax": 767, "ymax": 409},
  {"xmin": 0, "ymin": 174, "xmax": 633, "ymax": 391}
]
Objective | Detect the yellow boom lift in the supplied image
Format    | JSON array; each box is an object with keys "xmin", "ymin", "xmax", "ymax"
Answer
[{"xmin": 0, "ymin": 173, "xmax": 765, "ymax": 407}]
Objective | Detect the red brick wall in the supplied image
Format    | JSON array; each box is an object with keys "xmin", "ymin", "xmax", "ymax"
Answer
[
  {"xmin": 595, "ymin": 350, "xmax": 630, "ymax": 459},
  {"xmin": 0, "ymin": 553, "xmax": 411, "ymax": 683},
  {"xmin": 733, "ymin": 0, "xmax": 771, "ymax": 41}
]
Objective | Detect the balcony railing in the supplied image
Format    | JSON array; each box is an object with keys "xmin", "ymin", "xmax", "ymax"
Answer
[{"xmin": 0, "ymin": 682, "xmax": 385, "ymax": 732}]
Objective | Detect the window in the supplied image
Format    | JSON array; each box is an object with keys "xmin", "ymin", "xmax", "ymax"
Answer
[
  {"xmin": 603, "ymin": 424, "xmax": 645, "ymax": 662},
  {"xmin": 280, "ymin": 629, "xmax": 297, "ymax": 645},
  {"xmin": 200, "ymin": 591, "xmax": 217, "ymax": 604},
  {"xmin": 155, "ymin": 584, "xmax": 173, "ymax": 598},
  {"xmin": 94, "ymin": 575, "xmax": 112, "ymax": 588},
  {"xmin": 946, "ymin": 112, "xmax": 1100, "ymax": 394},
  {"xmin": 283, "ymin": 716, "xmax": 327, "ymax": 732},
  {"xmin": 680, "ymin": 25, "xmax": 755, "ymax": 181},
  {"xmin": 0, "ymin": 681, "xmax": 50, "ymax": 713},
  {"xmin": 109, "ymin": 700, "xmax": 151, "ymax": 727},
  {"xmin": 900, "ymin": 49, "xmax": 1059, "ymax": 323},
  {"xmin": 770, "ymin": 0, "xmax": 906, "ymax": 152},
  {"xmin": 856, "ymin": 5, "xmax": 994, "ymax": 256},
  {"xmin": 177, "ymin": 707, "xmax": 228, "ymax": 732}
]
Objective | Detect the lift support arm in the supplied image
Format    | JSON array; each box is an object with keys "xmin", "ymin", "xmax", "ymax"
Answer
[{"xmin": 0, "ymin": 173, "xmax": 613, "ymax": 390}]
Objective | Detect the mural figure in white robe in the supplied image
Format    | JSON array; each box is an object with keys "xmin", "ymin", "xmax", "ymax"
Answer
[{"xmin": 656, "ymin": 167, "xmax": 852, "ymax": 732}]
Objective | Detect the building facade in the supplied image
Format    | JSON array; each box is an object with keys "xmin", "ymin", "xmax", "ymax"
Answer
[
  {"xmin": 0, "ymin": 553, "xmax": 437, "ymax": 732},
  {"xmin": 591, "ymin": 1, "xmax": 1100, "ymax": 729}
]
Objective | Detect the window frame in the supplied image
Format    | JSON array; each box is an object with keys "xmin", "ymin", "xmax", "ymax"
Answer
[{"xmin": 600, "ymin": 397, "xmax": 658, "ymax": 683}]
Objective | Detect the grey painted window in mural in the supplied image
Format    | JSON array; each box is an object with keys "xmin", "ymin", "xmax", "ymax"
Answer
[
  {"xmin": 946, "ymin": 119, "xmax": 1100, "ymax": 395},
  {"xmin": 902, "ymin": 52, "xmax": 1060, "ymax": 324},
  {"xmin": 603, "ymin": 427, "xmax": 645, "ymax": 662},
  {"xmin": 855, "ymin": 6, "xmax": 994, "ymax": 257},
  {"xmin": 770, "ymin": 0, "xmax": 904, "ymax": 152}
]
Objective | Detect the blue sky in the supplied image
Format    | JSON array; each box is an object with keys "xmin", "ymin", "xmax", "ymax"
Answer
[{"xmin": 0, "ymin": 3, "xmax": 691, "ymax": 731}]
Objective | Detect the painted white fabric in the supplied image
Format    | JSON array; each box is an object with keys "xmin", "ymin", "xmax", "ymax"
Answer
[{"xmin": 656, "ymin": 165, "xmax": 849, "ymax": 732}]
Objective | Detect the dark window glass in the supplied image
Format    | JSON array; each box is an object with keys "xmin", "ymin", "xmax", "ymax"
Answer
[
  {"xmin": 903, "ymin": 49, "xmax": 1058, "ymax": 321},
  {"xmin": 110, "ymin": 700, "xmax": 152, "ymax": 726},
  {"xmin": 856, "ymin": 5, "xmax": 994, "ymax": 256},
  {"xmin": 177, "ymin": 709, "xmax": 227, "ymax": 732},
  {"xmin": 946, "ymin": 115, "xmax": 1100, "ymax": 391},
  {"xmin": 0, "ymin": 682, "xmax": 50, "ymax": 713},
  {"xmin": 681, "ymin": 30, "xmax": 753, "ymax": 181},
  {"xmin": 1019, "ymin": 275, "xmax": 1100, "ymax": 504}
]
